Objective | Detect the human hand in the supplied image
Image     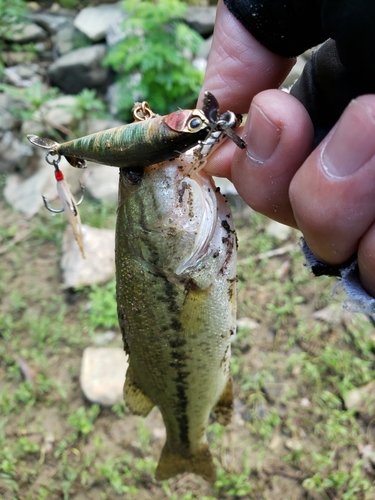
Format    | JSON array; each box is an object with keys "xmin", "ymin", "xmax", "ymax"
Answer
[{"xmin": 200, "ymin": 1, "xmax": 375, "ymax": 297}]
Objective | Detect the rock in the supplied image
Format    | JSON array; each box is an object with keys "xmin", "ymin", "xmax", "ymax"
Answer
[
  {"xmin": 54, "ymin": 23, "xmax": 80, "ymax": 55},
  {"xmin": 0, "ymin": 94, "xmax": 20, "ymax": 131},
  {"xmin": 4, "ymin": 63, "xmax": 43, "ymax": 88},
  {"xmin": 74, "ymin": 3, "xmax": 125, "ymax": 42},
  {"xmin": 80, "ymin": 347, "xmax": 128, "ymax": 406},
  {"xmin": 185, "ymin": 6, "xmax": 216, "ymax": 37},
  {"xmin": 21, "ymin": 95, "xmax": 78, "ymax": 137},
  {"xmin": 93, "ymin": 331, "xmax": 117, "ymax": 345},
  {"xmin": 344, "ymin": 381, "xmax": 375, "ymax": 418},
  {"xmin": 85, "ymin": 165, "xmax": 119, "ymax": 202},
  {"xmin": 2, "ymin": 50, "xmax": 38, "ymax": 66},
  {"xmin": 0, "ymin": 131, "xmax": 35, "ymax": 175},
  {"xmin": 4, "ymin": 22, "xmax": 48, "ymax": 43},
  {"xmin": 237, "ymin": 317, "xmax": 260, "ymax": 331},
  {"xmin": 48, "ymin": 44, "xmax": 109, "ymax": 94},
  {"xmin": 61, "ymin": 225, "xmax": 115, "ymax": 288},
  {"xmin": 31, "ymin": 12, "xmax": 73, "ymax": 35},
  {"xmin": 312, "ymin": 305, "xmax": 346, "ymax": 325}
]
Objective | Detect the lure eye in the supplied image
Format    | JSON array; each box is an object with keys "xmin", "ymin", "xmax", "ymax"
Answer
[{"xmin": 188, "ymin": 117, "xmax": 203, "ymax": 131}]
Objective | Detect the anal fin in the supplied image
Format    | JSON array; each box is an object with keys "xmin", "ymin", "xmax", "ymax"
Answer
[
  {"xmin": 124, "ymin": 364, "xmax": 154, "ymax": 416},
  {"xmin": 213, "ymin": 375, "xmax": 233, "ymax": 426},
  {"xmin": 155, "ymin": 442, "xmax": 216, "ymax": 483}
]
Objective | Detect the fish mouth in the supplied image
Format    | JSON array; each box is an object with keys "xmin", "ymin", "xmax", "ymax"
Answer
[{"xmin": 175, "ymin": 174, "xmax": 218, "ymax": 276}]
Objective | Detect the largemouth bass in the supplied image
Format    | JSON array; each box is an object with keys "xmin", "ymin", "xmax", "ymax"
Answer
[{"xmin": 116, "ymin": 142, "xmax": 237, "ymax": 482}]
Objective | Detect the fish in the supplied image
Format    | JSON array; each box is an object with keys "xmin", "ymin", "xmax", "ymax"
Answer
[{"xmin": 116, "ymin": 135, "xmax": 238, "ymax": 482}]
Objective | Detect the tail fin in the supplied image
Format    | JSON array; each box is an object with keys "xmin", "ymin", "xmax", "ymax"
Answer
[{"xmin": 155, "ymin": 443, "xmax": 216, "ymax": 483}]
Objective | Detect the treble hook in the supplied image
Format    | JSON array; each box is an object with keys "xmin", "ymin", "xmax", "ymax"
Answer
[
  {"xmin": 42, "ymin": 183, "xmax": 84, "ymax": 214},
  {"xmin": 42, "ymin": 151, "xmax": 85, "ymax": 214},
  {"xmin": 42, "ymin": 150, "xmax": 86, "ymax": 258}
]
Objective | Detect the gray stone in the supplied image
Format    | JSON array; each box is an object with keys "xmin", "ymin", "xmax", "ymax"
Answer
[
  {"xmin": 85, "ymin": 165, "xmax": 119, "ymax": 202},
  {"xmin": 31, "ymin": 12, "xmax": 73, "ymax": 35},
  {"xmin": 0, "ymin": 94, "xmax": 20, "ymax": 131},
  {"xmin": 48, "ymin": 45, "xmax": 109, "ymax": 94},
  {"xmin": 4, "ymin": 63, "xmax": 42, "ymax": 88},
  {"xmin": 4, "ymin": 22, "xmax": 48, "ymax": 43},
  {"xmin": 61, "ymin": 225, "xmax": 115, "ymax": 289},
  {"xmin": 21, "ymin": 95, "xmax": 78, "ymax": 137},
  {"xmin": 0, "ymin": 132, "xmax": 35, "ymax": 175},
  {"xmin": 74, "ymin": 3, "xmax": 125, "ymax": 42},
  {"xmin": 312, "ymin": 305, "xmax": 347, "ymax": 324},
  {"xmin": 185, "ymin": 6, "xmax": 216, "ymax": 37},
  {"xmin": 80, "ymin": 347, "xmax": 128, "ymax": 407},
  {"xmin": 344, "ymin": 380, "xmax": 375, "ymax": 418},
  {"xmin": 54, "ymin": 23, "xmax": 79, "ymax": 55}
]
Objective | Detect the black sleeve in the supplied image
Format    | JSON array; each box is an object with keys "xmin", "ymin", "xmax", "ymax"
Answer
[
  {"xmin": 223, "ymin": 0, "xmax": 325, "ymax": 57},
  {"xmin": 224, "ymin": 0, "xmax": 375, "ymax": 144}
]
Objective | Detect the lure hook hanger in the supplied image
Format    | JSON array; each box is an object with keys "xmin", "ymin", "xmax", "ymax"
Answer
[{"xmin": 42, "ymin": 151, "xmax": 84, "ymax": 214}]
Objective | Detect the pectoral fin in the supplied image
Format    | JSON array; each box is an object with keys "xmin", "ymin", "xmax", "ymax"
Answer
[
  {"xmin": 155, "ymin": 442, "xmax": 216, "ymax": 483},
  {"xmin": 124, "ymin": 364, "xmax": 154, "ymax": 416},
  {"xmin": 213, "ymin": 375, "xmax": 233, "ymax": 426}
]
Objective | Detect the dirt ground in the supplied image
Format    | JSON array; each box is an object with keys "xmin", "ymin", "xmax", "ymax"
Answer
[{"xmin": 1, "ymin": 191, "xmax": 375, "ymax": 500}]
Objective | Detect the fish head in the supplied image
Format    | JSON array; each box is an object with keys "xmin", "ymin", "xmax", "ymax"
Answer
[{"xmin": 118, "ymin": 162, "xmax": 219, "ymax": 280}]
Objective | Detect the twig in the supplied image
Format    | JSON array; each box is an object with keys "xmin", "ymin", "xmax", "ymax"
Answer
[
  {"xmin": 0, "ymin": 228, "xmax": 32, "ymax": 255},
  {"xmin": 238, "ymin": 243, "xmax": 297, "ymax": 265}
]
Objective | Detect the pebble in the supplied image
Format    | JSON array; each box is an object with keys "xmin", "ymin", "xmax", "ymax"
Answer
[
  {"xmin": 80, "ymin": 346, "xmax": 128, "ymax": 406},
  {"xmin": 61, "ymin": 224, "xmax": 115, "ymax": 289},
  {"xmin": 344, "ymin": 380, "xmax": 375, "ymax": 418},
  {"xmin": 74, "ymin": 3, "xmax": 125, "ymax": 42},
  {"xmin": 85, "ymin": 165, "xmax": 119, "ymax": 202}
]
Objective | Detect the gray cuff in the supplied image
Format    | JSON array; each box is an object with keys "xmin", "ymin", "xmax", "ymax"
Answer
[{"xmin": 301, "ymin": 239, "xmax": 375, "ymax": 314}]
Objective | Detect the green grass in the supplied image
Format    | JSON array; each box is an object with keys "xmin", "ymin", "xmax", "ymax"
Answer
[{"xmin": 1, "ymin": 197, "xmax": 375, "ymax": 499}]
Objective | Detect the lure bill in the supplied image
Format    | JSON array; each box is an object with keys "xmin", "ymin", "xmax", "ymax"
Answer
[{"xmin": 27, "ymin": 92, "xmax": 245, "ymax": 169}]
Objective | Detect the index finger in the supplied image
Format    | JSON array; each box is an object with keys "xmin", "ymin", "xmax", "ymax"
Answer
[{"xmin": 198, "ymin": 0, "xmax": 296, "ymax": 114}]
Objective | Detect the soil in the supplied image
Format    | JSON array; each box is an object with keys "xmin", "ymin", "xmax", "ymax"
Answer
[{"xmin": 1, "ymin": 193, "xmax": 375, "ymax": 500}]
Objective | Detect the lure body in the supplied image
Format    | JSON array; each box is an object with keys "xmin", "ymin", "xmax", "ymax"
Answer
[{"xmin": 28, "ymin": 108, "xmax": 210, "ymax": 169}]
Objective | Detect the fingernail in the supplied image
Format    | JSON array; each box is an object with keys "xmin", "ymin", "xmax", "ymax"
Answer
[
  {"xmin": 246, "ymin": 103, "xmax": 281, "ymax": 163},
  {"xmin": 322, "ymin": 100, "xmax": 375, "ymax": 177}
]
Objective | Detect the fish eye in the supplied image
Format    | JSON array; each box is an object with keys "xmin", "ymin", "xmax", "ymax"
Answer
[{"xmin": 188, "ymin": 117, "xmax": 203, "ymax": 131}]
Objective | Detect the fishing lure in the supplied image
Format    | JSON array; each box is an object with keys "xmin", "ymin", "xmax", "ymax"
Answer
[
  {"xmin": 43, "ymin": 152, "xmax": 86, "ymax": 258},
  {"xmin": 29, "ymin": 92, "xmax": 245, "ymax": 260},
  {"xmin": 27, "ymin": 92, "xmax": 245, "ymax": 169}
]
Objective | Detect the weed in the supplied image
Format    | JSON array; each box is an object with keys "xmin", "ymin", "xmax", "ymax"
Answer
[
  {"xmin": 214, "ymin": 460, "xmax": 254, "ymax": 497},
  {"xmin": 104, "ymin": 0, "xmax": 204, "ymax": 119},
  {"xmin": 95, "ymin": 456, "xmax": 138, "ymax": 494},
  {"xmin": 67, "ymin": 404, "xmax": 100, "ymax": 438},
  {"xmin": 83, "ymin": 279, "xmax": 118, "ymax": 331}
]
